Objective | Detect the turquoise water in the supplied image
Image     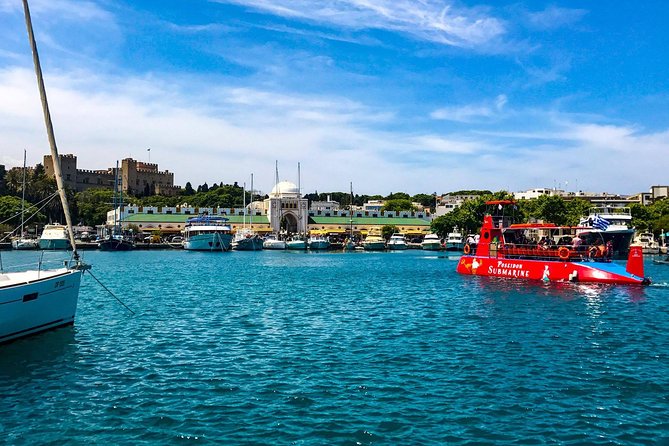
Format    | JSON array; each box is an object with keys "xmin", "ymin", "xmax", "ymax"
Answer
[{"xmin": 2, "ymin": 249, "xmax": 669, "ymax": 445}]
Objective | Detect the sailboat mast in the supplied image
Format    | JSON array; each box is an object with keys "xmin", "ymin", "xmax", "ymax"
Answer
[
  {"xmin": 22, "ymin": 0, "xmax": 78, "ymax": 259},
  {"xmin": 113, "ymin": 161, "xmax": 118, "ymax": 233},
  {"xmin": 250, "ymin": 173, "xmax": 254, "ymax": 228},
  {"xmin": 242, "ymin": 182, "xmax": 246, "ymax": 228},
  {"xmin": 20, "ymin": 150, "xmax": 27, "ymax": 237},
  {"xmin": 118, "ymin": 161, "xmax": 123, "ymax": 231},
  {"xmin": 350, "ymin": 181, "xmax": 353, "ymax": 238}
]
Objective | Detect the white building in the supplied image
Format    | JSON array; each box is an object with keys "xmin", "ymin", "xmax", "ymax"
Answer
[{"xmin": 263, "ymin": 181, "xmax": 309, "ymax": 234}]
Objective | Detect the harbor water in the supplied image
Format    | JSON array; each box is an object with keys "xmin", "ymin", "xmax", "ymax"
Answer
[{"xmin": 1, "ymin": 250, "xmax": 669, "ymax": 444}]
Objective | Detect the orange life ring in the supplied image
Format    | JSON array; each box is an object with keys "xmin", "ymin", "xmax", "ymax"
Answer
[
  {"xmin": 558, "ymin": 246, "xmax": 570, "ymax": 260},
  {"xmin": 463, "ymin": 244, "xmax": 471, "ymax": 255}
]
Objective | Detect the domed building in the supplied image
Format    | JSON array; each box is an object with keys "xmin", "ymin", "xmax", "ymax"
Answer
[{"xmin": 264, "ymin": 180, "xmax": 308, "ymax": 234}]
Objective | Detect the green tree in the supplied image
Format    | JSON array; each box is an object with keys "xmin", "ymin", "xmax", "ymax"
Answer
[
  {"xmin": 565, "ymin": 198, "xmax": 591, "ymax": 226},
  {"xmin": 385, "ymin": 192, "xmax": 410, "ymax": 201},
  {"xmin": 381, "ymin": 199, "xmax": 414, "ymax": 212},
  {"xmin": 183, "ymin": 182, "xmax": 195, "ymax": 195},
  {"xmin": 75, "ymin": 188, "xmax": 115, "ymax": 226},
  {"xmin": 4, "ymin": 168, "xmax": 23, "ymax": 196},
  {"xmin": 381, "ymin": 224, "xmax": 398, "ymax": 240},
  {"xmin": 534, "ymin": 195, "xmax": 568, "ymax": 226},
  {"xmin": 0, "ymin": 195, "xmax": 45, "ymax": 227},
  {"xmin": 0, "ymin": 164, "xmax": 7, "ymax": 195},
  {"xmin": 412, "ymin": 193, "xmax": 436, "ymax": 209}
]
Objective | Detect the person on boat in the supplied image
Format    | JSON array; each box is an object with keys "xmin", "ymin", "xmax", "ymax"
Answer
[
  {"xmin": 572, "ymin": 235, "xmax": 583, "ymax": 251},
  {"xmin": 465, "ymin": 234, "xmax": 476, "ymax": 253},
  {"xmin": 605, "ymin": 240, "xmax": 613, "ymax": 260},
  {"xmin": 588, "ymin": 240, "xmax": 607, "ymax": 261}
]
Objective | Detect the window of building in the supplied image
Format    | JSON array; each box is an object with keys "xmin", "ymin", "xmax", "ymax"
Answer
[{"xmin": 147, "ymin": 210, "xmax": 154, "ymax": 214}]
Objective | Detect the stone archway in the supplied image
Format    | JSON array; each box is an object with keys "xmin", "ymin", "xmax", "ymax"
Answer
[{"xmin": 281, "ymin": 213, "xmax": 298, "ymax": 234}]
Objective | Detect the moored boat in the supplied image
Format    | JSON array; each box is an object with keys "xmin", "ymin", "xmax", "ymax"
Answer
[
  {"xmin": 39, "ymin": 224, "xmax": 70, "ymax": 250},
  {"xmin": 456, "ymin": 200, "xmax": 650, "ymax": 285},
  {"xmin": 286, "ymin": 237, "xmax": 307, "ymax": 250},
  {"xmin": 633, "ymin": 232, "xmax": 660, "ymax": 255},
  {"xmin": 1, "ymin": 0, "xmax": 89, "ymax": 344},
  {"xmin": 445, "ymin": 228, "xmax": 464, "ymax": 251},
  {"xmin": 362, "ymin": 228, "xmax": 386, "ymax": 251},
  {"xmin": 10, "ymin": 150, "xmax": 39, "ymax": 251},
  {"xmin": 183, "ymin": 216, "xmax": 232, "ymax": 251},
  {"xmin": 421, "ymin": 233, "xmax": 442, "ymax": 251},
  {"xmin": 98, "ymin": 234, "xmax": 134, "ymax": 251},
  {"xmin": 232, "ymin": 175, "xmax": 263, "ymax": 251},
  {"xmin": 11, "ymin": 237, "xmax": 39, "ymax": 250},
  {"xmin": 232, "ymin": 228, "xmax": 264, "ymax": 251},
  {"xmin": 387, "ymin": 233, "xmax": 407, "ymax": 250},
  {"xmin": 577, "ymin": 207, "xmax": 635, "ymax": 258},
  {"xmin": 308, "ymin": 234, "xmax": 331, "ymax": 250},
  {"xmin": 263, "ymin": 234, "xmax": 286, "ymax": 250}
]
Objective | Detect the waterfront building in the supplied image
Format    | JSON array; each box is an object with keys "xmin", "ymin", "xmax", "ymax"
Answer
[
  {"xmin": 263, "ymin": 181, "xmax": 309, "ymax": 234},
  {"xmin": 310, "ymin": 195, "xmax": 340, "ymax": 213},
  {"xmin": 106, "ymin": 203, "xmax": 431, "ymax": 238},
  {"xmin": 362, "ymin": 200, "xmax": 384, "ymax": 212}
]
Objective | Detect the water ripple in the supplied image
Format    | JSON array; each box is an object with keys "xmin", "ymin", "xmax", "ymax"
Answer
[{"xmin": 1, "ymin": 250, "xmax": 669, "ymax": 444}]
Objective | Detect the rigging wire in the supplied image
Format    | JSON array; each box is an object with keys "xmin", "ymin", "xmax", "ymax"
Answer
[{"xmin": 85, "ymin": 269, "xmax": 136, "ymax": 315}]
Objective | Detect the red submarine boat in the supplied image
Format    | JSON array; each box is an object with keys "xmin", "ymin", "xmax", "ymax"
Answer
[{"xmin": 456, "ymin": 201, "xmax": 650, "ymax": 285}]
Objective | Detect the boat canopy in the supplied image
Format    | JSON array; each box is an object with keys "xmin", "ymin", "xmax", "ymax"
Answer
[{"xmin": 187, "ymin": 216, "xmax": 229, "ymax": 224}]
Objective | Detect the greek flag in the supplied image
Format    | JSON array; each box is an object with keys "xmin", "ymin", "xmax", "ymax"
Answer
[{"xmin": 592, "ymin": 214, "xmax": 610, "ymax": 231}]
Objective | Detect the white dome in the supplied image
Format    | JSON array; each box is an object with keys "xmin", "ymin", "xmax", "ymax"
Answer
[{"xmin": 271, "ymin": 181, "xmax": 299, "ymax": 196}]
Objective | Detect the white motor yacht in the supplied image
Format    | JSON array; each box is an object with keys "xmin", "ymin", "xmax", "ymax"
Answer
[
  {"xmin": 39, "ymin": 224, "xmax": 70, "ymax": 250},
  {"xmin": 263, "ymin": 234, "xmax": 286, "ymax": 250},
  {"xmin": 577, "ymin": 207, "xmax": 635, "ymax": 257},
  {"xmin": 421, "ymin": 233, "xmax": 442, "ymax": 251},
  {"xmin": 362, "ymin": 228, "xmax": 386, "ymax": 251},
  {"xmin": 308, "ymin": 234, "xmax": 331, "ymax": 250},
  {"xmin": 445, "ymin": 228, "xmax": 464, "ymax": 251},
  {"xmin": 183, "ymin": 216, "xmax": 233, "ymax": 251},
  {"xmin": 633, "ymin": 232, "xmax": 660, "ymax": 254},
  {"xmin": 387, "ymin": 233, "xmax": 408, "ymax": 250}
]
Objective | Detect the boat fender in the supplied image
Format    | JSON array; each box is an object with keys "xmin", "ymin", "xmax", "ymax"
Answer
[
  {"xmin": 568, "ymin": 270, "xmax": 578, "ymax": 282},
  {"xmin": 558, "ymin": 246, "xmax": 570, "ymax": 261},
  {"xmin": 463, "ymin": 244, "xmax": 471, "ymax": 255}
]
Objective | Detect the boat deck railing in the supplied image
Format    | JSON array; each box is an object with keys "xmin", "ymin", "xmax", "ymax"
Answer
[{"xmin": 478, "ymin": 242, "xmax": 613, "ymax": 263}]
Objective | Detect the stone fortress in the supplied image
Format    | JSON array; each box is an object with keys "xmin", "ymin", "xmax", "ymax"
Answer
[{"xmin": 43, "ymin": 154, "xmax": 178, "ymax": 196}]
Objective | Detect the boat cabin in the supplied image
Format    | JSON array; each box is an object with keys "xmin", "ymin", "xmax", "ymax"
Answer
[{"xmin": 471, "ymin": 201, "xmax": 612, "ymax": 263}]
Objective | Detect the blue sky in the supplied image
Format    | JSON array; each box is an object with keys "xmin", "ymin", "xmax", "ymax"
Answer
[{"xmin": 0, "ymin": 0, "xmax": 667, "ymax": 196}]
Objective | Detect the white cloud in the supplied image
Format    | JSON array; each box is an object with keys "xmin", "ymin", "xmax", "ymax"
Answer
[
  {"xmin": 1, "ymin": 66, "xmax": 666, "ymax": 196},
  {"xmin": 213, "ymin": 0, "xmax": 506, "ymax": 48},
  {"xmin": 430, "ymin": 94, "xmax": 508, "ymax": 123},
  {"xmin": 524, "ymin": 6, "xmax": 588, "ymax": 31}
]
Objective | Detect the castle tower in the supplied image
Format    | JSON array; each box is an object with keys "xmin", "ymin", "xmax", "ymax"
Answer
[{"xmin": 43, "ymin": 154, "xmax": 77, "ymax": 190}]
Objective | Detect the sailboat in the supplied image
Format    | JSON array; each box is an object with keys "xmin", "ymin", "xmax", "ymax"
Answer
[
  {"xmin": 343, "ymin": 182, "xmax": 356, "ymax": 251},
  {"xmin": 232, "ymin": 175, "xmax": 263, "ymax": 251},
  {"xmin": 0, "ymin": 0, "xmax": 89, "ymax": 343},
  {"xmin": 11, "ymin": 150, "xmax": 39, "ymax": 250},
  {"xmin": 98, "ymin": 161, "xmax": 134, "ymax": 251}
]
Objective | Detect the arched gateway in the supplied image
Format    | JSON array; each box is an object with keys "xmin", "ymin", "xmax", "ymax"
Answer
[{"xmin": 264, "ymin": 181, "xmax": 308, "ymax": 235}]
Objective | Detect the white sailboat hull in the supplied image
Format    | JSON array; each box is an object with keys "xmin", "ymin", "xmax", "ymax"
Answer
[{"xmin": 0, "ymin": 268, "xmax": 83, "ymax": 343}]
